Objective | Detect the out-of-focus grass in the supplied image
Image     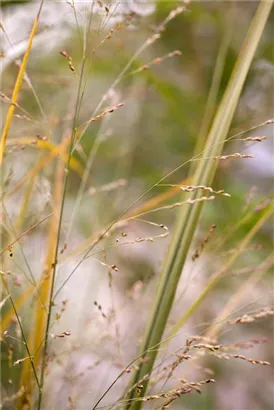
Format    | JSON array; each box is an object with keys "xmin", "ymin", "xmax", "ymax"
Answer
[{"xmin": 0, "ymin": 2, "xmax": 273, "ymax": 410}]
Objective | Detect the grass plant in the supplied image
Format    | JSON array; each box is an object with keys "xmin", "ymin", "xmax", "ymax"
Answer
[{"xmin": 0, "ymin": 1, "xmax": 273, "ymax": 409}]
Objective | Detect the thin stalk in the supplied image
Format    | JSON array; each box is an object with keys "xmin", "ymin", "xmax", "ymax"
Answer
[
  {"xmin": 0, "ymin": 23, "xmax": 46, "ymax": 124},
  {"xmin": 124, "ymin": 2, "xmax": 273, "ymax": 408},
  {"xmin": 92, "ymin": 335, "xmax": 176, "ymax": 410},
  {"xmin": 72, "ymin": 5, "xmax": 186, "ymax": 153},
  {"xmin": 1, "ymin": 277, "xmax": 41, "ymax": 391},
  {"xmin": 0, "ymin": 214, "xmax": 51, "ymax": 258},
  {"xmin": 36, "ymin": 7, "xmax": 93, "ymax": 410}
]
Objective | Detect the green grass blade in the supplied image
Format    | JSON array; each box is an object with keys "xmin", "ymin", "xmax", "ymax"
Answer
[{"xmin": 124, "ymin": 1, "xmax": 273, "ymax": 408}]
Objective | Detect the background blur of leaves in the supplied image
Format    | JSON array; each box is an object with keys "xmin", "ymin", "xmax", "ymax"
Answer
[{"xmin": 0, "ymin": 1, "xmax": 273, "ymax": 409}]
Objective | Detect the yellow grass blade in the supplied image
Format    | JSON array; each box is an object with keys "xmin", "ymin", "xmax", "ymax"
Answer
[
  {"xmin": 18, "ymin": 159, "xmax": 64, "ymax": 408},
  {"xmin": 5, "ymin": 137, "xmax": 82, "ymax": 199},
  {"xmin": 0, "ymin": 1, "xmax": 44, "ymax": 164},
  {"xmin": 6, "ymin": 137, "xmax": 84, "ymax": 173}
]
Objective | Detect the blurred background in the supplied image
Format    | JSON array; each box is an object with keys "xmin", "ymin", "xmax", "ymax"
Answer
[{"xmin": 1, "ymin": 1, "xmax": 273, "ymax": 409}]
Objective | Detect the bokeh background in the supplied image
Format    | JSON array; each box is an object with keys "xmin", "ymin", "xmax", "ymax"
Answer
[{"xmin": 1, "ymin": 1, "xmax": 273, "ymax": 409}]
